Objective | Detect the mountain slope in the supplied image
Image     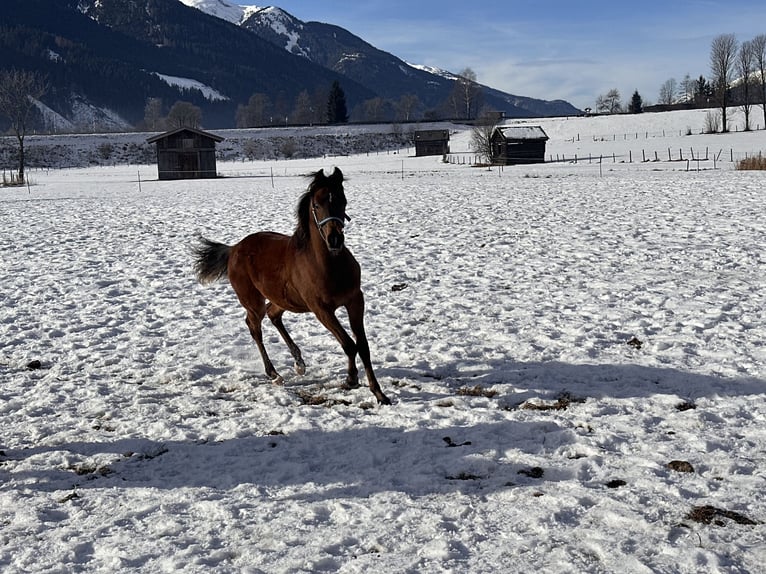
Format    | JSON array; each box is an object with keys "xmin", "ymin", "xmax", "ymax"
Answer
[
  {"xmin": 230, "ymin": 4, "xmax": 580, "ymax": 117},
  {"xmin": 0, "ymin": 0, "xmax": 373, "ymax": 128},
  {"xmin": 1, "ymin": 0, "xmax": 579, "ymax": 131}
]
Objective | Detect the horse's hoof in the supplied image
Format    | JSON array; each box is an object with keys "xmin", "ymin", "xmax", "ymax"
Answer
[
  {"xmin": 342, "ymin": 378, "xmax": 360, "ymax": 390},
  {"xmin": 376, "ymin": 393, "xmax": 392, "ymax": 406},
  {"xmin": 271, "ymin": 375, "xmax": 285, "ymax": 386},
  {"xmin": 294, "ymin": 361, "xmax": 306, "ymax": 376}
]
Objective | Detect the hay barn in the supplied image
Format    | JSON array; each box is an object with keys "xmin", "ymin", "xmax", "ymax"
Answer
[
  {"xmin": 147, "ymin": 127, "xmax": 224, "ymax": 180},
  {"xmin": 490, "ymin": 126, "xmax": 549, "ymax": 165},
  {"xmin": 414, "ymin": 130, "xmax": 450, "ymax": 157}
]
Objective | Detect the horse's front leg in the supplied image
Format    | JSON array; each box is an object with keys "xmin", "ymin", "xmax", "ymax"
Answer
[
  {"xmin": 312, "ymin": 307, "xmax": 360, "ymax": 389},
  {"xmin": 345, "ymin": 292, "xmax": 391, "ymax": 405}
]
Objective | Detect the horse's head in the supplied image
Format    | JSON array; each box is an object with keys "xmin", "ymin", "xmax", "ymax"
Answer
[{"xmin": 300, "ymin": 167, "xmax": 350, "ymax": 254}]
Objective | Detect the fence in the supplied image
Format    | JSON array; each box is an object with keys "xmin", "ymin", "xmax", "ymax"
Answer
[
  {"xmin": 549, "ymin": 147, "xmax": 764, "ymax": 164},
  {"xmin": 445, "ymin": 147, "xmax": 764, "ymax": 168}
]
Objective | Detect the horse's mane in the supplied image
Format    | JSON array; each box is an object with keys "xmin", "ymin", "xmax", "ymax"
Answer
[{"xmin": 293, "ymin": 167, "xmax": 344, "ymax": 249}]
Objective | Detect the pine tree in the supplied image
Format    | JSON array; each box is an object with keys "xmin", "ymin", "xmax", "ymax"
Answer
[
  {"xmin": 629, "ymin": 90, "xmax": 643, "ymax": 114},
  {"xmin": 326, "ymin": 80, "xmax": 348, "ymax": 124}
]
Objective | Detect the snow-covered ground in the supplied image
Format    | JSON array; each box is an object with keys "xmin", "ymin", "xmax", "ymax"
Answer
[{"xmin": 1, "ymin": 111, "xmax": 765, "ymax": 573}]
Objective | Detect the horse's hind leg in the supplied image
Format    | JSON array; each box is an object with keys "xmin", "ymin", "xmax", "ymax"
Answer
[
  {"xmin": 266, "ymin": 303, "xmax": 306, "ymax": 375},
  {"xmin": 245, "ymin": 309, "xmax": 283, "ymax": 384}
]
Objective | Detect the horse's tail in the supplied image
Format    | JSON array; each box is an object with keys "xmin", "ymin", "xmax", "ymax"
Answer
[{"xmin": 193, "ymin": 235, "xmax": 231, "ymax": 284}]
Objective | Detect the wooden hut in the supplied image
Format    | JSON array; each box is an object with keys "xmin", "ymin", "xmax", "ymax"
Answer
[
  {"xmin": 490, "ymin": 126, "xmax": 548, "ymax": 165},
  {"xmin": 414, "ymin": 129, "xmax": 450, "ymax": 157},
  {"xmin": 146, "ymin": 127, "xmax": 224, "ymax": 180}
]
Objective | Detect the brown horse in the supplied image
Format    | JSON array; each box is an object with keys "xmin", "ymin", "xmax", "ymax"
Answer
[{"xmin": 193, "ymin": 167, "xmax": 390, "ymax": 405}]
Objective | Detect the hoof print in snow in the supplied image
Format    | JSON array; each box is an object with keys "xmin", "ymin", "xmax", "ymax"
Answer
[
  {"xmin": 686, "ymin": 505, "xmax": 759, "ymax": 526},
  {"xmin": 521, "ymin": 392, "xmax": 584, "ymax": 411},
  {"xmin": 58, "ymin": 492, "xmax": 80, "ymax": 504},
  {"xmin": 518, "ymin": 466, "xmax": 544, "ymax": 479},
  {"xmin": 626, "ymin": 336, "xmax": 643, "ymax": 349},
  {"xmin": 294, "ymin": 389, "xmax": 351, "ymax": 408},
  {"xmin": 675, "ymin": 401, "xmax": 696, "ymax": 412},
  {"xmin": 446, "ymin": 472, "xmax": 482, "ymax": 481},
  {"xmin": 667, "ymin": 460, "xmax": 695, "ymax": 473},
  {"xmin": 606, "ymin": 479, "xmax": 627, "ymax": 488},
  {"xmin": 69, "ymin": 464, "xmax": 113, "ymax": 478},
  {"xmin": 456, "ymin": 385, "xmax": 497, "ymax": 398},
  {"xmin": 443, "ymin": 436, "xmax": 472, "ymax": 448}
]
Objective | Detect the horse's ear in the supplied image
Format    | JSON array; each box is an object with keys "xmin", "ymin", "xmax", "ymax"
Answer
[{"xmin": 330, "ymin": 167, "xmax": 343, "ymax": 183}]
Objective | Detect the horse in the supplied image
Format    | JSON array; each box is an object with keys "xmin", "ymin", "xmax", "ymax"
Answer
[{"xmin": 192, "ymin": 167, "xmax": 391, "ymax": 405}]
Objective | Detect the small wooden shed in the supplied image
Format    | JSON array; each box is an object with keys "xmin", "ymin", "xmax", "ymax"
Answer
[
  {"xmin": 414, "ymin": 129, "xmax": 450, "ymax": 157},
  {"xmin": 490, "ymin": 126, "xmax": 548, "ymax": 165},
  {"xmin": 146, "ymin": 127, "xmax": 224, "ymax": 180}
]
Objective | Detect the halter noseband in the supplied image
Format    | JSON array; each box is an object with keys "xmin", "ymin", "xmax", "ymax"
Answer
[
  {"xmin": 312, "ymin": 201, "xmax": 350, "ymax": 230},
  {"xmin": 314, "ymin": 213, "xmax": 347, "ymax": 228}
]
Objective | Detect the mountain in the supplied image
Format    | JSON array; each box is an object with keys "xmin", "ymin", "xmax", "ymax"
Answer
[
  {"xmin": 187, "ymin": 1, "xmax": 580, "ymax": 118},
  {"xmin": 0, "ymin": 0, "xmax": 373, "ymax": 129},
  {"xmin": 0, "ymin": 0, "xmax": 579, "ymax": 132}
]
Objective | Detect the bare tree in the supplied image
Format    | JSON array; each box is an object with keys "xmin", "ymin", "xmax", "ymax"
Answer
[
  {"xmin": 363, "ymin": 97, "xmax": 386, "ymax": 122},
  {"xmin": 450, "ymin": 68, "xmax": 482, "ymax": 120},
  {"xmin": 596, "ymin": 89, "xmax": 622, "ymax": 114},
  {"xmin": 751, "ymin": 34, "xmax": 766, "ymax": 129},
  {"xmin": 470, "ymin": 108, "xmax": 498, "ymax": 163},
  {"xmin": 658, "ymin": 78, "xmax": 678, "ymax": 105},
  {"xmin": 0, "ymin": 69, "xmax": 47, "ymax": 184},
  {"xmin": 167, "ymin": 100, "xmax": 202, "ymax": 129},
  {"xmin": 291, "ymin": 90, "xmax": 313, "ymax": 125},
  {"xmin": 737, "ymin": 40, "xmax": 755, "ymax": 130},
  {"xmin": 680, "ymin": 74, "xmax": 696, "ymax": 103},
  {"xmin": 235, "ymin": 93, "xmax": 272, "ymax": 127},
  {"xmin": 396, "ymin": 94, "xmax": 420, "ymax": 122},
  {"xmin": 710, "ymin": 33, "xmax": 738, "ymax": 132},
  {"xmin": 143, "ymin": 97, "xmax": 164, "ymax": 131}
]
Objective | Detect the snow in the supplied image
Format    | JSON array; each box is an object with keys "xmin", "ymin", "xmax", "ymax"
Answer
[
  {"xmin": 151, "ymin": 72, "xmax": 229, "ymax": 102},
  {"xmin": 179, "ymin": 0, "xmax": 268, "ymax": 26},
  {"xmin": 2, "ymin": 110, "xmax": 766, "ymax": 572},
  {"xmin": 179, "ymin": 0, "xmax": 250, "ymax": 25},
  {"xmin": 409, "ymin": 63, "xmax": 458, "ymax": 81},
  {"xmin": 495, "ymin": 125, "xmax": 549, "ymax": 140}
]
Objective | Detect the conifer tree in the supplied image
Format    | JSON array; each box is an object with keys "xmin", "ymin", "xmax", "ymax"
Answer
[
  {"xmin": 629, "ymin": 90, "xmax": 643, "ymax": 114},
  {"xmin": 326, "ymin": 80, "xmax": 348, "ymax": 124}
]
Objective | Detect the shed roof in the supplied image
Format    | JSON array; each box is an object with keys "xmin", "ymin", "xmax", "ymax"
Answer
[
  {"xmin": 414, "ymin": 129, "xmax": 450, "ymax": 141},
  {"xmin": 146, "ymin": 127, "xmax": 224, "ymax": 144},
  {"xmin": 492, "ymin": 126, "xmax": 548, "ymax": 141}
]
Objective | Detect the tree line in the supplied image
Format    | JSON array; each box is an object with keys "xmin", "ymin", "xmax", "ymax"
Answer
[
  {"xmin": 594, "ymin": 33, "xmax": 766, "ymax": 133},
  {"xmin": 0, "ymin": 66, "xmax": 486, "ymax": 183}
]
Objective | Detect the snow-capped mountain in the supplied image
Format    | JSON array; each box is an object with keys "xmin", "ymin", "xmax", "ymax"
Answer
[
  {"xmin": 2, "ymin": 0, "xmax": 579, "ymax": 133},
  {"xmin": 179, "ymin": 0, "xmax": 263, "ymax": 25},
  {"xmin": 185, "ymin": 1, "xmax": 581, "ymax": 117}
]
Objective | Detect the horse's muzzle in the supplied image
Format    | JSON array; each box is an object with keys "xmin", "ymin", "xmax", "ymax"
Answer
[{"xmin": 326, "ymin": 228, "xmax": 345, "ymax": 252}]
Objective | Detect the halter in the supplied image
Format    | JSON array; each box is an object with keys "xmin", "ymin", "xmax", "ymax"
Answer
[
  {"xmin": 312, "ymin": 198, "xmax": 350, "ymax": 230},
  {"xmin": 314, "ymin": 213, "xmax": 347, "ymax": 228}
]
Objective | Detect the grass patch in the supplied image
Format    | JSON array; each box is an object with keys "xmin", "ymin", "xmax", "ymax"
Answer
[
  {"xmin": 736, "ymin": 154, "xmax": 766, "ymax": 170},
  {"xmin": 456, "ymin": 385, "xmax": 497, "ymax": 398},
  {"xmin": 687, "ymin": 505, "xmax": 759, "ymax": 526}
]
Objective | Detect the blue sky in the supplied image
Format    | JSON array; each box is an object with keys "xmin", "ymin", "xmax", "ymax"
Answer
[{"xmin": 239, "ymin": 1, "xmax": 766, "ymax": 110}]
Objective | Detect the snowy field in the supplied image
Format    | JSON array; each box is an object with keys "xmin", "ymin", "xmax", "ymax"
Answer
[{"xmin": 1, "ymin": 111, "xmax": 766, "ymax": 573}]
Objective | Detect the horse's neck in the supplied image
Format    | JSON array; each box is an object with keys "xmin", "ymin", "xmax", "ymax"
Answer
[{"xmin": 308, "ymin": 229, "xmax": 333, "ymax": 264}]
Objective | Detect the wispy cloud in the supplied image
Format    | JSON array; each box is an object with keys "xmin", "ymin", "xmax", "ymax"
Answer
[{"xmin": 260, "ymin": 1, "xmax": 766, "ymax": 109}]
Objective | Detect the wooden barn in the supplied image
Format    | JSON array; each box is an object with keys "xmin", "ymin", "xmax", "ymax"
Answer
[
  {"xmin": 414, "ymin": 129, "xmax": 450, "ymax": 157},
  {"xmin": 146, "ymin": 127, "xmax": 224, "ymax": 180},
  {"xmin": 490, "ymin": 126, "xmax": 549, "ymax": 165}
]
